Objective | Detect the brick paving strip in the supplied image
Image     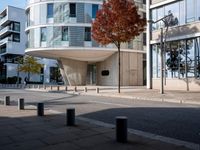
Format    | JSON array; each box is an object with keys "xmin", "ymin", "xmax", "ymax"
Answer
[{"xmin": 0, "ymin": 105, "xmax": 194, "ymax": 150}]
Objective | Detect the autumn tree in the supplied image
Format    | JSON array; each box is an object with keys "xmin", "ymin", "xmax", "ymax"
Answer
[
  {"xmin": 18, "ymin": 56, "xmax": 43, "ymax": 81},
  {"xmin": 92, "ymin": 0, "xmax": 146, "ymax": 93}
]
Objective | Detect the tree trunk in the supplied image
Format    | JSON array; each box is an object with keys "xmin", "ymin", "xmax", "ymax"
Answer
[{"xmin": 118, "ymin": 44, "xmax": 121, "ymax": 93}]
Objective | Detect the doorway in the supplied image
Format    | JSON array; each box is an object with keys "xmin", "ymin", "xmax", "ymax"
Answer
[{"xmin": 87, "ymin": 64, "xmax": 96, "ymax": 85}]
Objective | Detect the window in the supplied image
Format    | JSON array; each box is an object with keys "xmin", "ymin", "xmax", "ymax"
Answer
[
  {"xmin": 69, "ymin": 3, "xmax": 76, "ymax": 17},
  {"xmin": 13, "ymin": 22, "xmax": 20, "ymax": 32},
  {"xmin": 196, "ymin": 0, "xmax": 200, "ymax": 21},
  {"xmin": 143, "ymin": 33, "xmax": 146, "ymax": 46},
  {"xmin": 85, "ymin": 27, "xmax": 91, "ymax": 41},
  {"xmin": 47, "ymin": 3, "xmax": 54, "ymax": 18},
  {"xmin": 164, "ymin": 2, "xmax": 179, "ymax": 26},
  {"xmin": 186, "ymin": 0, "xmax": 195, "ymax": 22},
  {"xmin": 62, "ymin": 27, "xmax": 68, "ymax": 41},
  {"xmin": 92, "ymin": 4, "xmax": 98, "ymax": 18},
  {"xmin": 143, "ymin": 12, "xmax": 146, "ymax": 19},
  {"xmin": 41, "ymin": 27, "xmax": 47, "ymax": 42},
  {"xmin": 143, "ymin": 0, "xmax": 146, "ymax": 4},
  {"xmin": 27, "ymin": 10, "xmax": 30, "ymax": 26},
  {"xmin": 13, "ymin": 33, "xmax": 20, "ymax": 42},
  {"xmin": 151, "ymin": 9, "xmax": 157, "ymax": 30}
]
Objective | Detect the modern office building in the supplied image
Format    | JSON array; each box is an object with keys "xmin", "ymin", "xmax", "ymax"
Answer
[
  {"xmin": 0, "ymin": 6, "xmax": 57, "ymax": 84},
  {"xmin": 146, "ymin": 0, "xmax": 200, "ymax": 91},
  {"xmin": 25, "ymin": 0, "xmax": 146, "ymax": 86}
]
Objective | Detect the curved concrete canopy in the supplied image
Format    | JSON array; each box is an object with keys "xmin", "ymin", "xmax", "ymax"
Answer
[{"xmin": 25, "ymin": 47, "xmax": 117, "ymax": 62}]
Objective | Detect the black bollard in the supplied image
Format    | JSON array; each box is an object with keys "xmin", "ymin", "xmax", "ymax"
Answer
[
  {"xmin": 4, "ymin": 96, "xmax": 10, "ymax": 106},
  {"xmin": 57, "ymin": 86, "xmax": 60, "ymax": 91},
  {"xmin": 37, "ymin": 103, "xmax": 44, "ymax": 116},
  {"xmin": 65, "ymin": 86, "xmax": 68, "ymax": 91},
  {"xmin": 116, "ymin": 116, "xmax": 128, "ymax": 143},
  {"xmin": 96, "ymin": 87, "xmax": 99, "ymax": 93},
  {"xmin": 18, "ymin": 98, "xmax": 24, "ymax": 110},
  {"xmin": 84, "ymin": 87, "xmax": 87, "ymax": 92},
  {"xmin": 74, "ymin": 86, "xmax": 77, "ymax": 92},
  {"xmin": 66, "ymin": 108, "xmax": 75, "ymax": 126}
]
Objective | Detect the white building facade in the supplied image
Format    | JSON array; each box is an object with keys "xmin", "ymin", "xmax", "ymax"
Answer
[
  {"xmin": 25, "ymin": 0, "xmax": 146, "ymax": 86},
  {"xmin": 0, "ymin": 6, "xmax": 57, "ymax": 84}
]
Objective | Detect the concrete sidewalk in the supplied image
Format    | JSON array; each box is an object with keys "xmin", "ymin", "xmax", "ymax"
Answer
[
  {"xmin": 0, "ymin": 104, "xmax": 191, "ymax": 150},
  {"xmin": 80, "ymin": 88, "xmax": 200, "ymax": 105},
  {"xmin": 26, "ymin": 85, "xmax": 200, "ymax": 105}
]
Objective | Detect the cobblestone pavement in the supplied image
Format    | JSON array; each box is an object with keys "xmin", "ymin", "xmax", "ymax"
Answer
[{"xmin": 0, "ymin": 105, "xmax": 191, "ymax": 150}]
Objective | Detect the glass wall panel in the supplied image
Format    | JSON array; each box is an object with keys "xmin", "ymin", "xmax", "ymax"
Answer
[
  {"xmin": 196, "ymin": 38, "xmax": 200, "ymax": 78},
  {"xmin": 84, "ymin": 27, "xmax": 91, "ymax": 41},
  {"xmin": 34, "ymin": 28, "xmax": 40, "ymax": 48},
  {"xmin": 92, "ymin": 4, "xmax": 98, "ymax": 18},
  {"xmin": 152, "ymin": 45, "xmax": 157, "ymax": 78},
  {"xmin": 164, "ymin": 2, "xmax": 179, "ymax": 26},
  {"xmin": 34, "ymin": 5, "xmax": 40, "ymax": 25},
  {"xmin": 84, "ymin": 4, "xmax": 92, "ymax": 23},
  {"xmin": 41, "ymin": 27, "xmax": 47, "ymax": 42},
  {"xmin": 179, "ymin": 1, "xmax": 185, "ymax": 25},
  {"xmin": 151, "ymin": 9, "xmax": 157, "ymax": 30},
  {"xmin": 53, "ymin": 26, "xmax": 62, "ymax": 47},
  {"xmin": 186, "ymin": 0, "xmax": 195, "ymax": 23},
  {"xmin": 63, "ymin": 3, "xmax": 70, "ymax": 23},
  {"xmin": 179, "ymin": 40, "xmax": 186, "ymax": 78},
  {"xmin": 196, "ymin": 0, "xmax": 200, "ymax": 21},
  {"xmin": 165, "ymin": 41, "xmax": 179, "ymax": 78},
  {"xmin": 47, "ymin": 3, "xmax": 54, "ymax": 18},
  {"xmin": 157, "ymin": 7, "xmax": 164, "ymax": 29},
  {"xmin": 54, "ymin": 3, "xmax": 62, "ymax": 23},
  {"xmin": 40, "ymin": 4, "xmax": 47, "ymax": 24},
  {"xmin": 186, "ymin": 39, "xmax": 195, "ymax": 77},
  {"xmin": 46, "ymin": 26, "xmax": 53, "ymax": 47},
  {"xmin": 62, "ymin": 27, "xmax": 68, "ymax": 41}
]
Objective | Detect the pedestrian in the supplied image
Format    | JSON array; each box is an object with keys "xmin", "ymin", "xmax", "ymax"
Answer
[{"xmin": 24, "ymin": 77, "xmax": 27, "ymax": 86}]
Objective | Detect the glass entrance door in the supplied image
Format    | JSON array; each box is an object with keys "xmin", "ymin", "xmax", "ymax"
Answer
[{"xmin": 87, "ymin": 64, "xmax": 96, "ymax": 85}]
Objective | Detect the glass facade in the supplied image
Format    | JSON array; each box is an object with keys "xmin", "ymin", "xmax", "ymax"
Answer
[
  {"xmin": 62, "ymin": 27, "xmax": 68, "ymax": 41},
  {"xmin": 47, "ymin": 3, "xmax": 53, "ymax": 18},
  {"xmin": 69, "ymin": 3, "xmax": 76, "ymax": 17},
  {"xmin": 152, "ymin": 38, "xmax": 200, "ymax": 79},
  {"xmin": 27, "ymin": 2, "xmax": 100, "ymax": 26},
  {"xmin": 92, "ymin": 4, "xmax": 98, "ymax": 18},
  {"xmin": 84, "ymin": 27, "xmax": 91, "ymax": 41},
  {"xmin": 151, "ymin": 0, "xmax": 200, "ymax": 30},
  {"xmin": 41, "ymin": 27, "xmax": 47, "ymax": 42}
]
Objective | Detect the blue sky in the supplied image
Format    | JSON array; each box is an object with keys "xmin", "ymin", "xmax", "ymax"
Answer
[{"xmin": 0, "ymin": 0, "xmax": 27, "ymax": 11}]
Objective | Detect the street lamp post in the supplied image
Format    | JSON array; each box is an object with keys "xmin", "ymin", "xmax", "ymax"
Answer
[{"xmin": 149, "ymin": 13, "xmax": 173, "ymax": 94}]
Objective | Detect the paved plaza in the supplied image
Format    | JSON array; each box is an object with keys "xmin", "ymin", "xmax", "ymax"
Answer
[
  {"xmin": 0, "ymin": 88, "xmax": 200, "ymax": 150},
  {"xmin": 0, "ymin": 104, "xmax": 191, "ymax": 150}
]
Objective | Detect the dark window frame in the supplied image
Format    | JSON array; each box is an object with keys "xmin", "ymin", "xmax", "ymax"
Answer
[{"xmin": 69, "ymin": 3, "xmax": 76, "ymax": 17}]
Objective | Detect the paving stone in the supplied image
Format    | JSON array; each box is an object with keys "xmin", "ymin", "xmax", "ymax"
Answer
[
  {"xmin": 39, "ymin": 142, "xmax": 80, "ymax": 150},
  {"xmin": 0, "ymin": 136, "xmax": 13, "ymax": 145},
  {"xmin": 72, "ymin": 134, "xmax": 111, "ymax": 148}
]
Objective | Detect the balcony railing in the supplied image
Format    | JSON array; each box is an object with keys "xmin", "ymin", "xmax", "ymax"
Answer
[
  {"xmin": 0, "ymin": 16, "xmax": 7, "ymax": 25},
  {"xmin": 0, "ymin": 37, "xmax": 12, "ymax": 46}
]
